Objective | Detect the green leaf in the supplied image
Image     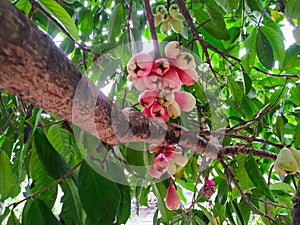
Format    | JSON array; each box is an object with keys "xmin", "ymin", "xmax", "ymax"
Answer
[
  {"xmin": 91, "ymin": 43, "xmax": 118, "ymax": 55},
  {"xmin": 34, "ymin": 128, "xmax": 77, "ymax": 182},
  {"xmin": 107, "ymin": 3, "xmax": 124, "ymax": 42},
  {"xmin": 260, "ymin": 26, "xmax": 285, "ymax": 68},
  {"xmin": 245, "ymin": 0, "xmax": 263, "ymax": 11},
  {"xmin": 0, "ymin": 150, "xmax": 15, "ymax": 201},
  {"xmin": 15, "ymin": 0, "xmax": 32, "ymax": 15},
  {"xmin": 245, "ymin": 152, "xmax": 276, "ymax": 202},
  {"xmin": 78, "ymin": 160, "xmax": 121, "ymax": 225},
  {"xmin": 285, "ymin": 0, "xmax": 300, "ymax": 21},
  {"xmin": 242, "ymin": 30, "xmax": 257, "ymax": 74},
  {"xmin": 256, "ymin": 29, "xmax": 274, "ymax": 69},
  {"xmin": 22, "ymin": 199, "xmax": 60, "ymax": 225},
  {"xmin": 7, "ymin": 211, "xmax": 21, "ymax": 225},
  {"xmin": 60, "ymin": 178, "xmax": 85, "ymax": 225},
  {"xmin": 205, "ymin": 4, "xmax": 229, "ymax": 40},
  {"xmin": 193, "ymin": 8, "xmax": 230, "ymax": 40},
  {"xmin": 228, "ymin": 77, "xmax": 243, "ymax": 105},
  {"xmin": 281, "ymin": 44, "xmax": 300, "ymax": 71},
  {"xmin": 269, "ymin": 182, "xmax": 296, "ymax": 194},
  {"xmin": 269, "ymin": 87, "xmax": 287, "ymax": 107},
  {"xmin": 231, "ymin": 200, "xmax": 246, "ymax": 225},
  {"xmin": 151, "ymin": 182, "xmax": 174, "ymax": 223},
  {"xmin": 38, "ymin": 0, "xmax": 80, "ymax": 41},
  {"xmin": 194, "ymin": 82, "xmax": 207, "ymax": 104},
  {"xmin": 78, "ymin": 7, "xmax": 94, "ymax": 38},
  {"xmin": 293, "ymin": 122, "xmax": 300, "ymax": 148},
  {"xmin": 214, "ymin": 0, "xmax": 240, "ymax": 13},
  {"xmin": 47, "ymin": 124, "xmax": 73, "ymax": 163},
  {"xmin": 241, "ymin": 73, "xmax": 252, "ymax": 95},
  {"xmin": 275, "ymin": 115, "xmax": 285, "ymax": 141},
  {"xmin": 291, "ymin": 84, "xmax": 300, "ymax": 106},
  {"xmin": 293, "ymin": 25, "xmax": 300, "ymax": 45},
  {"xmin": 31, "ymin": 143, "xmax": 58, "ymax": 208}
]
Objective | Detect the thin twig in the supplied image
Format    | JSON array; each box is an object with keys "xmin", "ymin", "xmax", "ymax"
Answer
[
  {"xmin": 0, "ymin": 92, "xmax": 20, "ymax": 134},
  {"xmin": 10, "ymin": 146, "xmax": 99, "ymax": 209},
  {"xmin": 30, "ymin": 0, "xmax": 91, "ymax": 52},
  {"xmin": 143, "ymin": 0, "xmax": 160, "ymax": 59},
  {"xmin": 220, "ymin": 159, "xmax": 278, "ymax": 224}
]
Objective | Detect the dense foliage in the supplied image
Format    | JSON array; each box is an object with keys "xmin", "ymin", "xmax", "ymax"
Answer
[{"xmin": 1, "ymin": 0, "xmax": 300, "ymax": 224}]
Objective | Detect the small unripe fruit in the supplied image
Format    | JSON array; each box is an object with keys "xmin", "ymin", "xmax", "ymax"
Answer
[
  {"xmin": 274, "ymin": 147, "xmax": 298, "ymax": 175},
  {"xmin": 168, "ymin": 4, "xmax": 180, "ymax": 18},
  {"xmin": 291, "ymin": 148, "xmax": 300, "ymax": 171},
  {"xmin": 156, "ymin": 5, "xmax": 167, "ymax": 14},
  {"xmin": 154, "ymin": 14, "xmax": 163, "ymax": 26},
  {"xmin": 160, "ymin": 20, "xmax": 170, "ymax": 33},
  {"xmin": 170, "ymin": 18, "xmax": 184, "ymax": 33},
  {"xmin": 165, "ymin": 41, "xmax": 182, "ymax": 59}
]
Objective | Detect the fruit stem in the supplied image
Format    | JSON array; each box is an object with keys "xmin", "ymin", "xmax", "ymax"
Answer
[{"xmin": 143, "ymin": 0, "xmax": 161, "ymax": 59}]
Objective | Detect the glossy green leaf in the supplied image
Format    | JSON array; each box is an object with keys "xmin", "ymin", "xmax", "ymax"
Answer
[
  {"xmin": 15, "ymin": 0, "xmax": 32, "ymax": 15},
  {"xmin": 285, "ymin": 0, "xmax": 300, "ymax": 21},
  {"xmin": 60, "ymin": 178, "xmax": 85, "ymax": 225},
  {"xmin": 214, "ymin": 0, "xmax": 240, "ymax": 13},
  {"xmin": 291, "ymin": 84, "xmax": 300, "ymax": 106},
  {"xmin": 231, "ymin": 200, "xmax": 246, "ymax": 225},
  {"xmin": 22, "ymin": 199, "xmax": 60, "ymax": 225},
  {"xmin": 105, "ymin": 161, "xmax": 131, "ymax": 224},
  {"xmin": 78, "ymin": 160, "xmax": 121, "ymax": 225},
  {"xmin": 269, "ymin": 87, "xmax": 287, "ymax": 107},
  {"xmin": 78, "ymin": 7, "xmax": 94, "ymax": 38},
  {"xmin": 38, "ymin": 0, "xmax": 80, "ymax": 40},
  {"xmin": 242, "ymin": 30, "xmax": 257, "ymax": 74},
  {"xmin": 293, "ymin": 25, "xmax": 300, "ymax": 45},
  {"xmin": 275, "ymin": 115, "xmax": 285, "ymax": 141},
  {"xmin": 228, "ymin": 77, "xmax": 243, "ymax": 105},
  {"xmin": 152, "ymin": 182, "xmax": 174, "ymax": 223},
  {"xmin": 107, "ymin": 3, "xmax": 124, "ymax": 42},
  {"xmin": 256, "ymin": 29, "xmax": 274, "ymax": 69},
  {"xmin": 7, "ymin": 211, "xmax": 21, "ymax": 225},
  {"xmin": 205, "ymin": 4, "xmax": 230, "ymax": 40},
  {"xmin": 281, "ymin": 44, "xmax": 300, "ymax": 71},
  {"xmin": 0, "ymin": 150, "xmax": 15, "ymax": 201},
  {"xmin": 193, "ymin": 8, "xmax": 230, "ymax": 40},
  {"xmin": 260, "ymin": 26, "xmax": 285, "ymax": 67},
  {"xmin": 194, "ymin": 82, "xmax": 207, "ymax": 104},
  {"xmin": 269, "ymin": 182, "xmax": 296, "ymax": 194},
  {"xmin": 47, "ymin": 124, "xmax": 73, "ymax": 163},
  {"xmin": 245, "ymin": 0, "xmax": 263, "ymax": 11},
  {"xmin": 293, "ymin": 121, "xmax": 300, "ymax": 148},
  {"xmin": 30, "ymin": 143, "xmax": 57, "ymax": 208},
  {"xmin": 245, "ymin": 152, "xmax": 275, "ymax": 202},
  {"xmin": 242, "ymin": 73, "xmax": 252, "ymax": 95},
  {"xmin": 34, "ymin": 128, "xmax": 77, "ymax": 182}
]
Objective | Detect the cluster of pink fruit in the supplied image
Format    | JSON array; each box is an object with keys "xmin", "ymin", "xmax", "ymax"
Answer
[
  {"xmin": 200, "ymin": 179, "xmax": 216, "ymax": 199},
  {"xmin": 148, "ymin": 144, "xmax": 189, "ymax": 210},
  {"xmin": 127, "ymin": 41, "xmax": 198, "ymax": 122}
]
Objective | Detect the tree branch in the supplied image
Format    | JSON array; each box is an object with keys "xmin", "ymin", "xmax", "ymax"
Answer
[{"xmin": 0, "ymin": 0, "xmax": 279, "ymax": 162}]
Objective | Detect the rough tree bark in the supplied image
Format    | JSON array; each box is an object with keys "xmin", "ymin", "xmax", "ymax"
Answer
[{"xmin": 0, "ymin": 0, "xmax": 278, "ymax": 162}]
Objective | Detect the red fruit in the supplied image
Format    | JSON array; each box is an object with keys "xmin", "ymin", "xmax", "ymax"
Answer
[
  {"xmin": 174, "ymin": 91, "xmax": 196, "ymax": 112},
  {"xmin": 172, "ymin": 52, "xmax": 196, "ymax": 70},
  {"xmin": 176, "ymin": 68, "xmax": 198, "ymax": 86},
  {"xmin": 149, "ymin": 153, "xmax": 169, "ymax": 178},
  {"xmin": 153, "ymin": 58, "xmax": 170, "ymax": 75},
  {"xmin": 166, "ymin": 184, "xmax": 181, "ymax": 210},
  {"xmin": 162, "ymin": 67, "xmax": 181, "ymax": 93},
  {"xmin": 127, "ymin": 52, "xmax": 153, "ymax": 78},
  {"xmin": 138, "ymin": 89, "xmax": 159, "ymax": 108},
  {"xmin": 150, "ymin": 102, "xmax": 169, "ymax": 122}
]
